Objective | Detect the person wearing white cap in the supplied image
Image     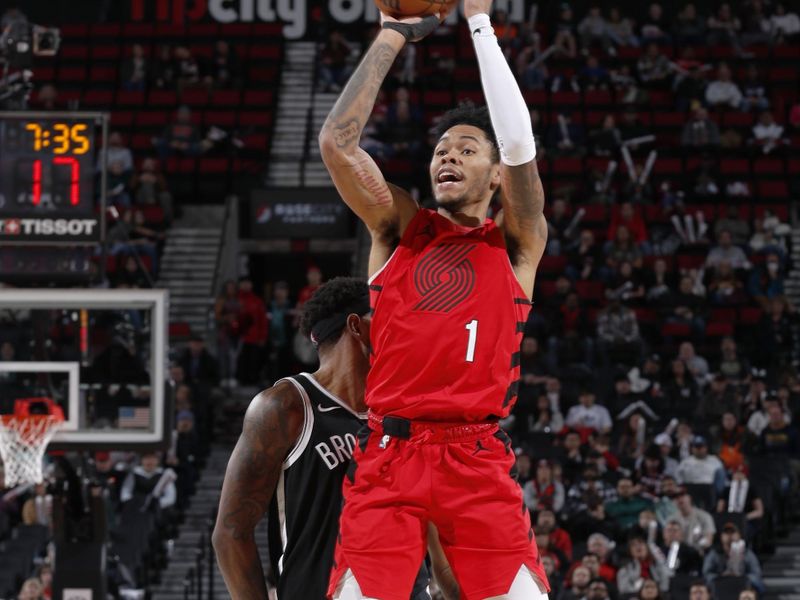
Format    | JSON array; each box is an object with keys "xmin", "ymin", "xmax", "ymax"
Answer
[{"xmin": 654, "ymin": 432, "xmax": 679, "ymax": 477}]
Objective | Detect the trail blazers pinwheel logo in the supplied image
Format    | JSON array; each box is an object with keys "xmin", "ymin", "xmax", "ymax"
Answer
[{"xmin": 413, "ymin": 244, "xmax": 476, "ymax": 312}]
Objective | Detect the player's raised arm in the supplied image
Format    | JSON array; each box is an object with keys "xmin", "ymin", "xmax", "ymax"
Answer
[
  {"xmin": 466, "ymin": 0, "xmax": 547, "ymax": 296},
  {"xmin": 318, "ymin": 16, "xmax": 439, "ymax": 248},
  {"xmin": 212, "ymin": 384, "xmax": 304, "ymax": 600}
]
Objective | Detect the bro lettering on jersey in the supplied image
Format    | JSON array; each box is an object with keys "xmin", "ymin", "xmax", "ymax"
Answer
[{"xmin": 315, "ymin": 432, "xmax": 357, "ymax": 470}]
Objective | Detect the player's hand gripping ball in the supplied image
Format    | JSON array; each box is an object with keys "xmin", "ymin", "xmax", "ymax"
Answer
[{"xmin": 375, "ymin": 0, "xmax": 457, "ymax": 18}]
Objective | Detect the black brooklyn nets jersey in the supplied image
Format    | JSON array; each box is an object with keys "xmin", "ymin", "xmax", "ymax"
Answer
[{"xmin": 267, "ymin": 372, "xmax": 367, "ymax": 599}]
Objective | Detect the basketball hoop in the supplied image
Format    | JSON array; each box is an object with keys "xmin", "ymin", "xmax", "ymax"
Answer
[{"xmin": 0, "ymin": 398, "xmax": 64, "ymax": 488}]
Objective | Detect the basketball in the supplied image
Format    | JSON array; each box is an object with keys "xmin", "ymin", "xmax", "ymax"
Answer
[{"xmin": 374, "ymin": 0, "xmax": 457, "ymax": 19}]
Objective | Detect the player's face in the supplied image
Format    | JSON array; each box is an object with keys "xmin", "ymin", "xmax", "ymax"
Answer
[{"xmin": 430, "ymin": 125, "xmax": 499, "ymax": 213}]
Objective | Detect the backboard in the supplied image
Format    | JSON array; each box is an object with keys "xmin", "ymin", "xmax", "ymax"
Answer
[{"xmin": 0, "ymin": 288, "xmax": 170, "ymax": 450}]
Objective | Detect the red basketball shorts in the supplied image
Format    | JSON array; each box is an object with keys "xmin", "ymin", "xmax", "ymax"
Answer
[{"xmin": 327, "ymin": 414, "xmax": 550, "ymax": 600}]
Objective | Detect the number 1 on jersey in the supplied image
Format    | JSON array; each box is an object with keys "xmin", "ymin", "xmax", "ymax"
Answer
[{"xmin": 465, "ymin": 319, "xmax": 478, "ymax": 362}]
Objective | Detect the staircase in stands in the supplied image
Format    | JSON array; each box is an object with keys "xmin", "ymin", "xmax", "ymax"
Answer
[
  {"xmin": 267, "ymin": 41, "xmax": 316, "ymax": 186},
  {"xmin": 784, "ymin": 225, "xmax": 800, "ymax": 310},
  {"xmin": 156, "ymin": 205, "xmax": 224, "ymax": 338},
  {"xmin": 763, "ymin": 525, "xmax": 800, "ymax": 600}
]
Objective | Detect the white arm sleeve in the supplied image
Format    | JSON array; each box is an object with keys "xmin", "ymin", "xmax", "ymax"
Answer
[{"xmin": 469, "ymin": 13, "xmax": 536, "ymax": 166}]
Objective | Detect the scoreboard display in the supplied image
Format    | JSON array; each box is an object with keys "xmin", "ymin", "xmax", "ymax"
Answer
[{"xmin": 0, "ymin": 112, "xmax": 108, "ymax": 244}]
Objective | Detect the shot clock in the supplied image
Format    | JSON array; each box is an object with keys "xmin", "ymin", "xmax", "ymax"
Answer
[{"xmin": 0, "ymin": 111, "xmax": 108, "ymax": 243}]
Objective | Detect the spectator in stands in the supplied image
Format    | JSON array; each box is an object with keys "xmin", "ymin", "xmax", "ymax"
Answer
[
  {"xmin": 36, "ymin": 565, "xmax": 52, "ymax": 600},
  {"xmin": 318, "ymin": 30, "xmax": 353, "ymax": 93},
  {"xmin": 697, "ymin": 376, "xmax": 741, "ymax": 426},
  {"xmin": 640, "ymin": 2, "xmax": 671, "ymax": 44},
  {"xmin": 758, "ymin": 398, "xmax": 798, "ymax": 457},
  {"xmin": 105, "ymin": 158, "xmax": 133, "ymax": 209},
  {"xmin": 536, "ymin": 509, "xmax": 573, "ymax": 561},
  {"xmin": 131, "ymin": 158, "xmax": 172, "ymax": 221},
  {"xmin": 549, "ymin": 292, "xmax": 594, "ymax": 369},
  {"xmin": 664, "ymin": 359, "xmax": 700, "ymax": 419},
  {"xmin": 577, "ymin": 55, "xmax": 610, "ymax": 90},
  {"xmin": 267, "ymin": 281, "xmax": 295, "ymax": 380},
  {"xmin": 178, "ymin": 336, "xmax": 219, "ymax": 388},
  {"xmin": 636, "ymin": 578, "xmax": 664, "ymax": 599},
  {"xmin": 546, "ymin": 113, "xmax": 585, "ymax": 157},
  {"xmin": 607, "ymin": 6, "xmax": 639, "ymax": 48},
  {"xmin": 717, "ymin": 337, "xmax": 750, "ymax": 382},
  {"xmin": 706, "ymin": 230, "xmax": 749, "ymax": 270},
  {"xmin": 214, "ymin": 280, "xmax": 241, "ymax": 388},
  {"xmin": 740, "ymin": 64, "xmax": 769, "ymax": 112},
  {"xmin": 152, "ymin": 44, "xmax": 176, "ymax": 89},
  {"xmin": 106, "ymin": 210, "xmax": 161, "ymax": 276},
  {"xmin": 661, "ymin": 519, "xmax": 704, "ymax": 576},
  {"xmin": 174, "ymin": 45, "xmax": 201, "ymax": 91},
  {"xmin": 156, "ymin": 105, "xmax": 206, "ymax": 158},
  {"xmin": 566, "ymin": 387, "xmax": 612, "ymax": 434},
  {"xmin": 552, "ymin": 3, "xmax": 578, "ymax": 58},
  {"xmin": 524, "ymin": 459, "xmax": 566, "ymax": 513},
  {"xmin": 567, "ymin": 229, "xmax": 603, "ymax": 282},
  {"xmin": 236, "ymin": 276, "xmax": 268, "ymax": 386},
  {"xmin": 21, "ymin": 482, "xmax": 51, "ymax": 527},
  {"xmin": 748, "ymin": 252, "xmax": 786, "ymax": 310},
  {"xmin": 17, "ymin": 577, "xmax": 43, "ymax": 600},
  {"xmin": 654, "ymin": 476, "xmax": 681, "ymax": 525},
  {"xmin": 205, "ymin": 40, "xmax": 239, "ymax": 89},
  {"xmin": 681, "ymin": 106, "xmax": 721, "ymax": 147},
  {"xmin": 707, "ymin": 260, "xmax": 747, "ymax": 305},
  {"xmin": 679, "ymin": 342, "xmax": 709, "ymax": 383},
  {"xmin": 674, "ymin": 66, "xmax": 709, "ymax": 112},
  {"xmin": 98, "ymin": 131, "xmax": 134, "ymax": 175},
  {"xmin": 637, "ymin": 43, "xmax": 672, "ymax": 89},
  {"xmin": 758, "ymin": 297, "xmax": 798, "ymax": 369},
  {"xmin": 567, "ymin": 462, "xmax": 618, "ymax": 517},
  {"xmin": 516, "ymin": 47, "xmax": 548, "ymax": 90},
  {"xmin": 577, "ymin": 6, "xmax": 611, "ymax": 52},
  {"xmin": 606, "ymin": 225, "xmax": 644, "ymax": 272},
  {"xmin": 571, "ymin": 499, "xmax": 622, "ymax": 551},
  {"xmin": 674, "ymin": 3, "xmax": 707, "ymax": 45},
  {"xmin": 705, "ymin": 62, "xmax": 743, "ymax": 109},
  {"xmin": 35, "ymin": 84, "xmax": 59, "ymax": 111},
  {"xmin": 703, "ymin": 522, "xmax": 765, "ymax": 594},
  {"xmin": 606, "ymin": 260, "xmax": 646, "ymax": 305},
  {"xmin": 605, "ymin": 476, "xmax": 652, "ymax": 529},
  {"xmin": 560, "ymin": 565, "xmax": 591, "ymax": 600},
  {"xmin": 666, "ymin": 275, "xmax": 707, "ymax": 339},
  {"xmin": 714, "ymin": 205, "xmax": 750, "ymax": 246},
  {"xmin": 717, "ymin": 465, "xmax": 764, "ymax": 541},
  {"xmin": 674, "ymin": 490, "xmax": 716, "ymax": 551},
  {"xmin": 767, "ymin": 2, "xmax": 800, "ymax": 41},
  {"xmin": 121, "ymin": 43, "xmax": 147, "ymax": 92},
  {"xmin": 677, "ymin": 435, "xmax": 726, "ymax": 493},
  {"xmin": 608, "ymin": 203, "xmax": 648, "ymax": 247},
  {"xmin": 588, "ymin": 114, "xmax": 621, "ymax": 156},
  {"xmin": 120, "ymin": 451, "xmax": 177, "ymax": 510},
  {"xmin": 751, "ymin": 110, "xmax": 787, "ymax": 155},
  {"xmin": 707, "ymin": 3, "xmax": 742, "ymax": 47},
  {"xmin": 596, "ymin": 299, "xmax": 643, "ymax": 367},
  {"xmin": 750, "ymin": 219, "xmax": 787, "ymax": 259},
  {"xmin": 617, "ymin": 535, "xmax": 670, "ymax": 595}
]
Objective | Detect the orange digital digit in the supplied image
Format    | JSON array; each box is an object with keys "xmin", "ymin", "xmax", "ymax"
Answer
[
  {"xmin": 70, "ymin": 124, "xmax": 90, "ymax": 154},
  {"xmin": 25, "ymin": 123, "xmax": 42, "ymax": 151},
  {"xmin": 52, "ymin": 123, "xmax": 70, "ymax": 154}
]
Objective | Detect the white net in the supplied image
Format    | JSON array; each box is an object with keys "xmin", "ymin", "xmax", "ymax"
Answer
[{"xmin": 0, "ymin": 416, "xmax": 63, "ymax": 488}]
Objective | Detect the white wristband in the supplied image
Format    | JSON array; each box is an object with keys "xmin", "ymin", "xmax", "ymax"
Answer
[{"xmin": 469, "ymin": 14, "xmax": 536, "ymax": 165}]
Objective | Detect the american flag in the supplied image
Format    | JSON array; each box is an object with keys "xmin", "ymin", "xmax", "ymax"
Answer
[{"xmin": 118, "ymin": 407, "xmax": 151, "ymax": 429}]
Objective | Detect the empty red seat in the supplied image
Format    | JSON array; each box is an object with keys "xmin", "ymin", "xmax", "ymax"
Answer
[
  {"xmin": 720, "ymin": 158, "xmax": 750, "ymax": 174},
  {"xmin": 722, "ymin": 112, "xmax": 753, "ymax": 128},
  {"xmin": 239, "ymin": 112, "xmax": 271, "ymax": 126},
  {"xmin": 711, "ymin": 308, "xmax": 736, "ymax": 323},
  {"xmin": 91, "ymin": 45, "xmax": 120, "ymax": 60},
  {"xmin": 211, "ymin": 90, "xmax": 242, "ymax": 106},
  {"xmin": 538, "ymin": 256, "xmax": 568, "ymax": 273},
  {"xmin": 738, "ymin": 307, "xmax": 762, "ymax": 325},
  {"xmin": 136, "ymin": 111, "xmax": 168, "ymax": 127},
  {"xmin": 634, "ymin": 308, "xmax": 656, "ymax": 324},
  {"xmin": 455, "ymin": 90, "xmax": 484, "ymax": 104},
  {"xmin": 706, "ymin": 322, "xmax": 734, "ymax": 336},
  {"xmin": 57, "ymin": 66, "xmax": 87, "ymax": 81},
  {"xmin": 551, "ymin": 91, "xmax": 581, "ymax": 108},
  {"xmin": 203, "ymin": 110, "xmax": 236, "ymax": 127},
  {"xmin": 139, "ymin": 206, "xmax": 164, "ymax": 225},
  {"xmin": 677, "ymin": 255, "xmax": 705, "ymax": 270},
  {"xmin": 181, "ymin": 88, "xmax": 209, "ymax": 107},
  {"xmin": 90, "ymin": 66, "xmax": 117, "ymax": 82},
  {"xmin": 752, "ymin": 158, "xmax": 784, "ymax": 175},
  {"xmin": 423, "ymin": 91, "xmax": 452, "ymax": 106},
  {"xmin": 116, "ymin": 90, "xmax": 145, "ymax": 106},
  {"xmin": 90, "ymin": 23, "xmax": 121, "ymax": 37},
  {"xmin": 757, "ymin": 180, "xmax": 788, "ymax": 198},
  {"xmin": 575, "ymin": 281, "xmax": 605, "ymax": 303},
  {"xmin": 662, "ymin": 323, "xmax": 691, "ymax": 337},
  {"xmin": 169, "ymin": 322, "xmax": 192, "ymax": 339},
  {"xmin": 537, "ymin": 281, "xmax": 558, "ymax": 297},
  {"xmin": 581, "ymin": 205, "xmax": 607, "ymax": 223},
  {"xmin": 584, "ymin": 90, "xmax": 613, "ymax": 105},
  {"xmin": 653, "ymin": 158, "xmax": 682, "ymax": 175},
  {"xmin": 250, "ymin": 45, "xmax": 282, "ymax": 60},
  {"xmin": 121, "ymin": 23, "xmax": 155, "ymax": 37},
  {"xmin": 524, "ymin": 90, "xmax": 547, "ymax": 106},
  {"xmin": 61, "ymin": 45, "xmax": 88, "ymax": 60},
  {"xmin": 110, "ymin": 111, "xmax": 134, "ymax": 127},
  {"xmin": 148, "ymin": 90, "xmax": 178, "ymax": 106},
  {"xmin": 552, "ymin": 158, "xmax": 582, "ymax": 174},
  {"xmin": 653, "ymin": 112, "xmax": 685, "ymax": 128},
  {"xmin": 243, "ymin": 90, "xmax": 273, "ymax": 106},
  {"xmin": 83, "ymin": 90, "xmax": 114, "ymax": 107}
]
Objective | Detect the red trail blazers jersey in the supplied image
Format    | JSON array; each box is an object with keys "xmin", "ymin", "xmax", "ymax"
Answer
[{"xmin": 367, "ymin": 208, "xmax": 532, "ymax": 422}]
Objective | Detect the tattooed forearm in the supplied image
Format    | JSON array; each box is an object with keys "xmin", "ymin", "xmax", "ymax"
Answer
[{"xmin": 322, "ymin": 39, "xmax": 401, "ymax": 152}]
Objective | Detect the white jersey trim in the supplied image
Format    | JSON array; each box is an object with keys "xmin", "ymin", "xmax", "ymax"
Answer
[
  {"xmin": 299, "ymin": 373, "xmax": 367, "ymax": 420},
  {"xmin": 276, "ymin": 471, "xmax": 287, "ymax": 575},
  {"xmin": 275, "ymin": 377, "xmax": 314, "ymax": 469},
  {"xmin": 367, "ymin": 247, "xmax": 399, "ymax": 285}
]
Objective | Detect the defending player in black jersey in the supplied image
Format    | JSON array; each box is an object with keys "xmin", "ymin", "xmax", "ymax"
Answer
[{"xmin": 212, "ymin": 278, "xmax": 454, "ymax": 600}]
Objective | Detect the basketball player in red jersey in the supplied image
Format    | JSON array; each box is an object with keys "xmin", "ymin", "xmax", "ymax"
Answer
[{"xmin": 318, "ymin": 1, "xmax": 549, "ymax": 598}]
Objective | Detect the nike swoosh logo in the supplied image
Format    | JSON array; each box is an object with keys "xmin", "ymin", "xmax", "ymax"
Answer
[{"xmin": 317, "ymin": 404, "xmax": 342, "ymax": 413}]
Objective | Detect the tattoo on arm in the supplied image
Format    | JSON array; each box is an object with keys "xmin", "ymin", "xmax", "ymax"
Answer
[{"xmin": 323, "ymin": 41, "xmax": 399, "ymax": 153}]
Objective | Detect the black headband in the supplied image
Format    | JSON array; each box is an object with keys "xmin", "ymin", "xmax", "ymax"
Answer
[{"xmin": 309, "ymin": 294, "xmax": 371, "ymax": 348}]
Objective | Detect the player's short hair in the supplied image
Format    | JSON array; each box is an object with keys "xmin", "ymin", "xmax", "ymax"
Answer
[
  {"xmin": 434, "ymin": 103, "xmax": 500, "ymax": 163},
  {"xmin": 300, "ymin": 277, "xmax": 369, "ymax": 348}
]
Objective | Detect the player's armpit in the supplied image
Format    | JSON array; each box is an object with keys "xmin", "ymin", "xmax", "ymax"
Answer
[
  {"xmin": 427, "ymin": 524, "xmax": 460, "ymax": 600},
  {"xmin": 212, "ymin": 383, "xmax": 304, "ymax": 600}
]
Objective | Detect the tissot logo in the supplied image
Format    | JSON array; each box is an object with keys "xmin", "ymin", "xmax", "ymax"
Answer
[{"xmin": 0, "ymin": 218, "xmax": 97, "ymax": 237}]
